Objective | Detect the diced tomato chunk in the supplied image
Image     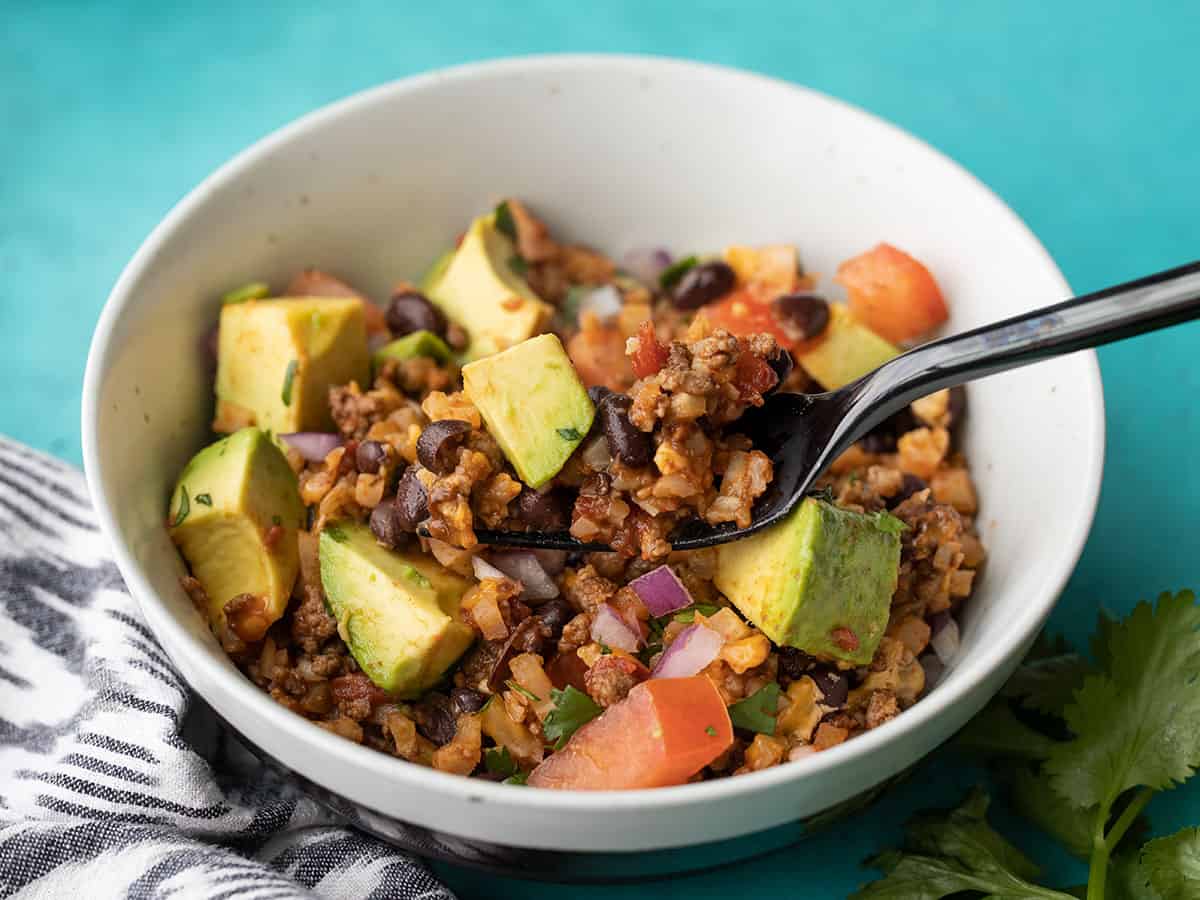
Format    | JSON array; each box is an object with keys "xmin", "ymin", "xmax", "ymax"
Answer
[
  {"xmin": 733, "ymin": 352, "xmax": 778, "ymax": 400},
  {"xmin": 567, "ymin": 324, "xmax": 634, "ymax": 390},
  {"xmin": 528, "ymin": 676, "xmax": 733, "ymax": 790},
  {"xmin": 835, "ymin": 243, "xmax": 948, "ymax": 344},
  {"xmin": 629, "ymin": 320, "xmax": 669, "ymax": 378},
  {"xmin": 704, "ymin": 289, "xmax": 795, "ymax": 347}
]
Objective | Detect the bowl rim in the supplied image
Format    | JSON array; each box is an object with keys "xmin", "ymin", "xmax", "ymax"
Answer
[{"xmin": 82, "ymin": 52, "xmax": 1105, "ymax": 815}]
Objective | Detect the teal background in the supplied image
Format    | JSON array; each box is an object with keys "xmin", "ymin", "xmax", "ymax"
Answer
[{"xmin": 4, "ymin": 1, "xmax": 1198, "ymax": 896}]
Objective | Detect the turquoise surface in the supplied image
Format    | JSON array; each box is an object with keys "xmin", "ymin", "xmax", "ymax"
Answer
[{"xmin": 4, "ymin": 2, "xmax": 1198, "ymax": 896}]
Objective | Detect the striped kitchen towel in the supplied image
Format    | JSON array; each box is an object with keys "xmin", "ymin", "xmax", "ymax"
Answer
[{"xmin": 0, "ymin": 437, "xmax": 455, "ymax": 900}]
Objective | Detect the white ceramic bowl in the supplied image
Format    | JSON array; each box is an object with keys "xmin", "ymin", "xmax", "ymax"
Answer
[{"xmin": 82, "ymin": 55, "xmax": 1103, "ymax": 864}]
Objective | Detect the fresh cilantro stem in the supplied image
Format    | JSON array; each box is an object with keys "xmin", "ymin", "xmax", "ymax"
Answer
[{"xmin": 1087, "ymin": 786, "xmax": 1155, "ymax": 900}]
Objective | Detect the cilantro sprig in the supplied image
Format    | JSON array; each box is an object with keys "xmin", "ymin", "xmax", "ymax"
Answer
[
  {"xmin": 541, "ymin": 686, "xmax": 602, "ymax": 750},
  {"xmin": 728, "ymin": 682, "xmax": 780, "ymax": 735},
  {"xmin": 857, "ymin": 589, "xmax": 1200, "ymax": 900}
]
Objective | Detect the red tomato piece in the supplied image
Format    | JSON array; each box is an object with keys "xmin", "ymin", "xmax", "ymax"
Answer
[
  {"xmin": 835, "ymin": 243, "xmax": 948, "ymax": 344},
  {"xmin": 704, "ymin": 289, "xmax": 795, "ymax": 347},
  {"xmin": 629, "ymin": 320, "xmax": 669, "ymax": 378},
  {"xmin": 733, "ymin": 352, "xmax": 778, "ymax": 400},
  {"xmin": 528, "ymin": 676, "xmax": 733, "ymax": 790},
  {"xmin": 567, "ymin": 324, "xmax": 634, "ymax": 390}
]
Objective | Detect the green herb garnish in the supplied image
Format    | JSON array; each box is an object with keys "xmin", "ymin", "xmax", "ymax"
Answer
[
  {"xmin": 281, "ymin": 359, "xmax": 298, "ymax": 406},
  {"xmin": 494, "ymin": 200, "xmax": 517, "ymax": 240},
  {"xmin": 221, "ymin": 281, "xmax": 270, "ymax": 305},
  {"xmin": 858, "ymin": 589, "xmax": 1200, "ymax": 900},
  {"xmin": 271, "ymin": 515, "xmax": 282, "ymax": 526},
  {"xmin": 705, "ymin": 725, "xmax": 717, "ymax": 737},
  {"xmin": 728, "ymin": 682, "xmax": 780, "ymax": 735},
  {"xmin": 556, "ymin": 427, "xmax": 583, "ymax": 441},
  {"xmin": 872, "ymin": 510, "xmax": 909, "ymax": 535},
  {"xmin": 505, "ymin": 680, "xmax": 541, "ymax": 702},
  {"xmin": 503, "ymin": 771, "xmax": 529, "ymax": 786},
  {"xmin": 171, "ymin": 486, "xmax": 190, "ymax": 526},
  {"xmin": 674, "ymin": 604, "xmax": 722, "ymax": 623},
  {"xmin": 659, "ymin": 255, "xmax": 698, "ymax": 290},
  {"xmin": 562, "ymin": 284, "xmax": 591, "ymax": 323},
  {"xmin": 508, "ymin": 254, "xmax": 528, "ymax": 275},
  {"xmin": 484, "ymin": 746, "xmax": 519, "ymax": 778},
  {"xmin": 542, "ymin": 686, "xmax": 602, "ymax": 750},
  {"xmin": 194, "ymin": 493, "xmax": 212, "ymax": 507}
]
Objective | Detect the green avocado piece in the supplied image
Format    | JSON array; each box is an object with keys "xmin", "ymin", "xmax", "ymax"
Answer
[
  {"xmin": 425, "ymin": 212, "xmax": 554, "ymax": 361},
  {"xmin": 419, "ymin": 249, "xmax": 456, "ymax": 295},
  {"xmin": 214, "ymin": 297, "xmax": 370, "ymax": 434},
  {"xmin": 794, "ymin": 304, "xmax": 899, "ymax": 390},
  {"xmin": 318, "ymin": 521, "xmax": 475, "ymax": 697},
  {"xmin": 462, "ymin": 333, "xmax": 595, "ymax": 489},
  {"xmin": 372, "ymin": 330, "xmax": 453, "ymax": 375},
  {"xmin": 714, "ymin": 497, "xmax": 901, "ymax": 665},
  {"xmin": 168, "ymin": 427, "xmax": 304, "ymax": 631}
]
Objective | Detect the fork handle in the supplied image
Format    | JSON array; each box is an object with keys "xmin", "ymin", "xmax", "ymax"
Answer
[{"xmin": 848, "ymin": 260, "xmax": 1200, "ymax": 427}]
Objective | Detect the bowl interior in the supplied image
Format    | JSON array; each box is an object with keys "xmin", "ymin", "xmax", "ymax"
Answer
[{"xmin": 84, "ymin": 55, "xmax": 1102, "ymax": 852}]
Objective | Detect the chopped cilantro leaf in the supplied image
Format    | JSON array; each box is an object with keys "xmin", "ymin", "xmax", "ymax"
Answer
[
  {"xmin": 271, "ymin": 515, "xmax": 282, "ymax": 526},
  {"xmin": 281, "ymin": 359, "xmax": 298, "ymax": 406},
  {"xmin": 807, "ymin": 485, "xmax": 836, "ymax": 504},
  {"xmin": 171, "ymin": 486, "xmax": 190, "ymax": 527},
  {"xmin": 728, "ymin": 682, "xmax": 780, "ymax": 735},
  {"xmin": 659, "ymin": 255, "xmax": 698, "ymax": 290},
  {"xmin": 484, "ymin": 746, "xmax": 519, "ymax": 778},
  {"xmin": 705, "ymin": 725, "xmax": 717, "ymax": 737},
  {"xmin": 503, "ymin": 771, "xmax": 529, "ymax": 786},
  {"xmin": 505, "ymin": 680, "xmax": 541, "ymax": 702},
  {"xmin": 674, "ymin": 604, "xmax": 721, "ymax": 623},
  {"xmin": 508, "ymin": 254, "xmax": 528, "ymax": 275},
  {"xmin": 562, "ymin": 284, "xmax": 590, "ymax": 322},
  {"xmin": 194, "ymin": 493, "xmax": 212, "ymax": 507},
  {"xmin": 494, "ymin": 201, "xmax": 517, "ymax": 240},
  {"xmin": 556, "ymin": 427, "xmax": 583, "ymax": 441},
  {"xmin": 598, "ymin": 642, "xmax": 612, "ymax": 655},
  {"xmin": 1141, "ymin": 827, "xmax": 1200, "ymax": 897},
  {"xmin": 221, "ymin": 281, "xmax": 270, "ymax": 305},
  {"xmin": 542, "ymin": 686, "xmax": 602, "ymax": 750},
  {"xmin": 872, "ymin": 511, "xmax": 908, "ymax": 535}
]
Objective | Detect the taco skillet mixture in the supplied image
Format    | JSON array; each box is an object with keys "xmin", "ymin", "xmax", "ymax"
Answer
[{"xmin": 168, "ymin": 200, "xmax": 981, "ymax": 789}]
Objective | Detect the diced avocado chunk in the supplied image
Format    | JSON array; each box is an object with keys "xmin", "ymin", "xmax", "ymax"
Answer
[
  {"xmin": 462, "ymin": 334, "xmax": 594, "ymax": 489},
  {"xmin": 425, "ymin": 212, "xmax": 554, "ymax": 361},
  {"xmin": 714, "ymin": 497, "xmax": 901, "ymax": 665},
  {"xmin": 420, "ymin": 249, "xmax": 456, "ymax": 295},
  {"xmin": 795, "ymin": 304, "xmax": 899, "ymax": 389},
  {"xmin": 318, "ymin": 521, "xmax": 475, "ymax": 697},
  {"xmin": 214, "ymin": 297, "xmax": 370, "ymax": 434},
  {"xmin": 372, "ymin": 330, "xmax": 453, "ymax": 375},
  {"xmin": 168, "ymin": 427, "xmax": 304, "ymax": 632}
]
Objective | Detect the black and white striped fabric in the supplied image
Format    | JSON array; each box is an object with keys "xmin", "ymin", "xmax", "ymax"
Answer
[{"xmin": 0, "ymin": 437, "xmax": 456, "ymax": 899}]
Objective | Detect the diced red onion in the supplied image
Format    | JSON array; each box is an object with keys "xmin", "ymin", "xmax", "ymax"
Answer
[
  {"xmin": 591, "ymin": 603, "xmax": 641, "ymax": 653},
  {"xmin": 652, "ymin": 623, "xmax": 723, "ymax": 678},
  {"xmin": 623, "ymin": 247, "xmax": 673, "ymax": 285},
  {"xmin": 919, "ymin": 653, "xmax": 945, "ymax": 692},
  {"xmin": 367, "ymin": 332, "xmax": 391, "ymax": 354},
  {"xmin": 629, "ymin": 564, "xmax": 693, "ymax": 618},
  {"xmin": 489, "ymin": 550, "xmax": 559, "ymax": 600},
  {"xmin": 279, "ymin": 432, "xmax": 342, "ymax": 462},
  {"xmin": 532, "ymin": 549, "xmax": 567, "ymax": 575},
  {"xmin": 930, "ymin": 617, "xmax": 960, "ymax": 664},
  {"xmin": 578, "ymin": 284, "xmax": 622, "ymax": 321},
  {"xmin": 472, "ymin": 555, "xmax": 510, "ymax": 582}
]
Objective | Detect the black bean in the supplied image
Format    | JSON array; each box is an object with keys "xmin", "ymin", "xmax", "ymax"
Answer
[
  {"xmin": 671, "ymin": 260, "xmax": 736, "ymax": 310},
  {"xmin": 587, "ymin": 385, "xmax": 613, "ymax": 406},
  {"xmin": 598, "ymin": 394, "xmax": 652, "ymax": 467},
  {"xmin": 355, "ymin": 439, "xmax": 388, "ymax": 474},
  {"xmin": 890, "ymin": 473, "xmax": 928, "ymax": 507},
  {"xmin": 413, "ymin": 693, "xmax": 457, "ymax": 745},
  {"xmin": 369, "ymin": 500, "xmax": 404, "ymax": 549},
  {"xmin": 766, "ymin": 349, "xmax": 794, "ymax": 390},
  {"xmin": 393, "ymin": 465, "xmax": 429, "ymax": 530},
  {"xmin": 514, "ymin": 488, "xmax": 569, "ymax": 530},
  {"xmin": 777, "ymin": 646, "xmax": 815, "ymax": 682},
  {"xmin": 773, "ymin": 293, "xmax": 830, "ymax": 341},
  {"xmin": 860, "ymin": 406, "xmax": 919, "ymax": 454},
  {"xmin": 484, "ymin": 617, "xmax": 548, "ymax": 691},
  {"xmin": 417, "ymin": 419, "xmax": 472, "ymax": 474},
  {"xmin": 534, "ymin": 597, "xmax": 575, "ymax": 638},
  {"xmin": 386, "ymin": 290, "xmax": 447, "ymax": 337},
  {"xmin": 810, "ymin": 666, "xmax": 850, "ymax": 708},
  {"xmin": 450, "ymin": 686, "xmax": 488, "ymax": 716}
]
